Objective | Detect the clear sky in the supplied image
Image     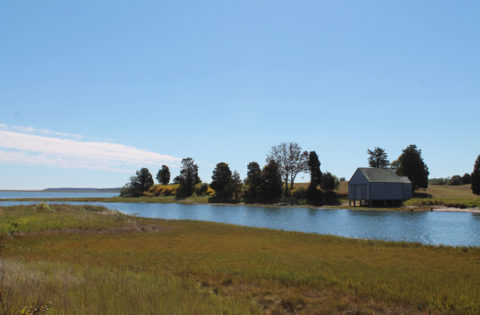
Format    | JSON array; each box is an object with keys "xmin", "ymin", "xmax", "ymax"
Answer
[{"xmin": 1, "ymin": 1, "xmax": 479, "ymax": 189}]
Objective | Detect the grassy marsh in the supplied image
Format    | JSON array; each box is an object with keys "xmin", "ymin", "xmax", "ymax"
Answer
[{"xmin": 1, "ymin": 204, "xmax": 479, "ymax": 314}]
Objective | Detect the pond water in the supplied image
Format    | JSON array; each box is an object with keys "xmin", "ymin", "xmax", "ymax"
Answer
[
  {"xmin": 1, "ymin": 200, "xmax": 479, "ymax": 247},
  {"xmin": 0, "ymin": 191, "xmax": 119, "ymax": 199}
]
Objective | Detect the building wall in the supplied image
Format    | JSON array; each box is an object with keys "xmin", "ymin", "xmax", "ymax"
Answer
[
  {"xmin": 348, "ymin": 170, "xmax": 369, "ymax": 200},
  {"xmin": 369, "ymin": 182, "xmax": 410, "ymax": 200}
]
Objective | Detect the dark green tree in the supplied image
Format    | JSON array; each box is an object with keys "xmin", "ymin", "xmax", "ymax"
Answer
[
  {"xmin": 472, "ymin": 154, "xmax": 480, "ymax": 195},
  {"xmin": 394, "ymin": 145, "xmax": 429, "ymax": 191},
  {"xmin": 320, "ymin": 172, "xmax": 339, "ymax": 192},
  {"xmin": 120, "ymin": 168, "xmax": 154, "ymax": 197},
  {"xmin": 462, "ymin": 173, "xmax": 471, "ymax": 185},
  {"xmin": 259, "ymin": 160, "xmax": 283, "ymax": 203},
  {"xmin": 210, "ymin": 162, "xmax": 233, "ymax": 201},
  {"xmin": 176, "ymin": 158, "xmax": 201, "ymax": 198},
  {"xmin": 244, "ymin": 162, "xmax": 262, "ymax": 203},
  {"xmin": 306, "ymin": 151, "xmax": 322, "ymax": 203},
  {"xmin": 231, "ymin": 171, "xmax": 243, "ymax": 202},
  {"xmin": 320, "ymin": 171, "xmax": 339, "ymax": 204},
  {"xmin": 448, "ymin": 175, "xmax": 463, "ymax": 186},
  {"xmin": 367, "ymin": 147, "xmax": 389, "ymax": 168},
  {"xmin": 156, "ymin": 165, "xmax": 171, "ymax": 185}
]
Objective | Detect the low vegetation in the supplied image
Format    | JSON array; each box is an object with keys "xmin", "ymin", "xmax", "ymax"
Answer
[{"xmin": 1, "ymin": 204, "xmax": 479, "ymax": 314}]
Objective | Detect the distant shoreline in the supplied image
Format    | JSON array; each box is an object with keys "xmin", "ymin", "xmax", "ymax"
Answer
[{"xmin": 0, "ymin": 189, "xmax": 121, "ymax": 193}]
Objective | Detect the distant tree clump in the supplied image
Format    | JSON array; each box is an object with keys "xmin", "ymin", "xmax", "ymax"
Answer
[
  {"xmin": 448, "ymin": 175, "xmax": 463, "ymax": 186},
  {"xmin": 306, "ymin": 151, "xmax": 322, "ymax": 203},
  {"xmin": 244, "ymin": 162, "xmax": 262, "ymax": 203},
  {"xmin": 367, "ymin": 147, "xmax": 389, "ymax": 168},
  {"xmin": 259, "ymin": 160, "xmax": 283, "ymax": 203},
  {"xmin": 267, "ymin": 142, "xmax": 308, "ymax": 194},
  {"xmin": 429, "ymin": 178, "xmax": 448, "ymax": 185},
  {"xmin": 176, "ymin": 158, "xmax": 201, "ymax": 198},
  {"xmin": 156, "ymin": 165, "xmax": 171, "ymax": 185},
  {"xmin": 120, "ymin": 168, "xmax": 154, "ymax": 197},
  {"xmin": 393, "ymin": 145, "xmax": 429, "ymax": 191},
  {"xmin": 210, "ymin": 162, "xmax": 234, "ymax": 201},
  {"xmin": 472, "ymin": 154, "xmax": 480, "ymax": 195},
  {"xmin": 462, "ymin": 173, "xmax": 471, "ymax": 185}
]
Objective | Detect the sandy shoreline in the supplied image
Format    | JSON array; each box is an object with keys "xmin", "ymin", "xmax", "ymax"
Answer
[{"xmin": 431, "ymin": 207, "xmax": 480, "ymax": 213}]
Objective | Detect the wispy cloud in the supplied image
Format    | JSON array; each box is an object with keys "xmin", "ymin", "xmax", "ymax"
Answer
[
  {"xmin": 0, "ymin": 124, "xmax": 84, "ymax": 140},
  {"xmin": 0, "ymin": 126, "xmax": 180, "ymax": 173}
]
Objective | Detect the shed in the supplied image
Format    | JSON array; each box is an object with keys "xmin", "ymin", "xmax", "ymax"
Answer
[{"xmin": 348, "ymin": 168, "xmax": 412, "ymax": 206}]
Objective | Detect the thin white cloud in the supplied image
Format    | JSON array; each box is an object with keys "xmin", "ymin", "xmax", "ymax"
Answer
[
  {"xmin": 0, "ymin": 124, "xmax": 84, "ymax": 140},
  {"xmin": 0, "ymin": 128, "xmax": 181, "ymax": 172}
]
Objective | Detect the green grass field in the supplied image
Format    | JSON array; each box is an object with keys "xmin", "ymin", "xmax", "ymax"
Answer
[{"xmin": 1, "ymin": 204, "xmax": 479, "ymax": 314}]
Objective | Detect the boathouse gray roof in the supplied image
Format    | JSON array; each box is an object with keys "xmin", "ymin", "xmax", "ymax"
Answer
[{"xmin": 354, "ymin": 168, "xmax": 411, "ymax": 184}]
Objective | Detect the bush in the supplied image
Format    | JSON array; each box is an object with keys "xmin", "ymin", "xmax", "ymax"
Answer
[
  {"xmin": 195, "ymin": 183, "xmax": 209, "ymax": 196},
  {"xmin": 292, "ymin": 187, "xmax": 307, "ymax": 200}
]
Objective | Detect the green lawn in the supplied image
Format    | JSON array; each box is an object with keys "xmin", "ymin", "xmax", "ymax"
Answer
[{"xmin": 1, "ymin": 204, "xmax": 479, "ymax": 314}]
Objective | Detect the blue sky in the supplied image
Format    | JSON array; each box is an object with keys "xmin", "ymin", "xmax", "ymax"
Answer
[{"xmin": 1, "ymin": 1, "xmax": 479, "ymax": 189}]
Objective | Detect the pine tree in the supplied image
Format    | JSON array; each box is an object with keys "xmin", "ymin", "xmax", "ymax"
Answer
[
  {"xmin": 259, "ymin": 160, "xmax": 283, "ymax": 203},
  {"xmin": 471, "ymin": 154, "xmax": 480, "ymax": 195},
  {"xmin": 210, "ymin": 162, "xmax": 233, "ymax": 201},
  {"xmin": 156, "ymin": 165, "xmax": 171, "ymax": 185},
  {"xmin": 244, "ymin": 162, "xmax": 262, "ymax": 203},
  {"xmin": 367, "ymin": 147, "xmax": 389, "ymax": 168},
  {"xmin": 306, "ymin": 151, "xmax": 322, "ymax": 203}
]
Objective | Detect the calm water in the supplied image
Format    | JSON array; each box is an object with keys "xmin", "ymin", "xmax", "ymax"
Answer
[
  {"xmin": 1, "ymin": 200, "xmax": 479, "ymax": 247},
  {"xmin": 0, "ymin": 191, "xmax": 119, "ymax": 199}
]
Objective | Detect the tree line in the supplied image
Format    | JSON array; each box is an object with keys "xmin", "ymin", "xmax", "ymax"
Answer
[
  {"xmin": 121, "ymin": 142, "xmax": 340, "ymax": 204},
  {"xmin": 120, "ymin": 143, "xmax": 480, "ymax": 201}
]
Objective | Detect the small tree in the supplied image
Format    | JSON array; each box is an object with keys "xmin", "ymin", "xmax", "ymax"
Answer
[
  {"xmin": 462, "ymin": 173, "xmax": 471, "ymax": 185},
  {"xmin": 393, "ymin": 145, "xmax": 429, "ymax": 191},
  {"xmin": 259, "ymin": 160, "xmax": 283, "ymax": 203},
  {"xmin": 210, "ymin": 162, "xmax": 233, "ymax": 201},
  {"xmin": 367, "ymin": 147, "xmax": 389, "ymax": 168},
  {"xmin": 156, "ymin": 165, "xmax": 171, "ymax": 185},
  {"xmin": 177, "ymin": 158, "xmax": 201, "ymax": 198},
  {"xmin": 120, "ymin": 168, "xmax": 154, "ymax": 197},
  {"xmin": 244, "ymin": 162, "xmax": 262, "ymax": 203},
  {"xmin": 472, "ymin": 154, "xmax": 480, "ymax": 195}
]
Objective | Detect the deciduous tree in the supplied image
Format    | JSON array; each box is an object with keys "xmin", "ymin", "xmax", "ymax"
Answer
[{"xmin": 266, "ymin": 142, "xmax": 308, "ymax": 194}]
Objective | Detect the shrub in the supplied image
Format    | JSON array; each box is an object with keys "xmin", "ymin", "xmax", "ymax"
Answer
[
  {"xmin": 195, "ymin": 183, "xmax": 209, "ymax": 196},
  {"xmin": 292, "ymin": 187, "xmax": 307, "ymax": 200},
  {"xmin": 35, "ymin": 203, "xmax": 53, "ymax": 212}
]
